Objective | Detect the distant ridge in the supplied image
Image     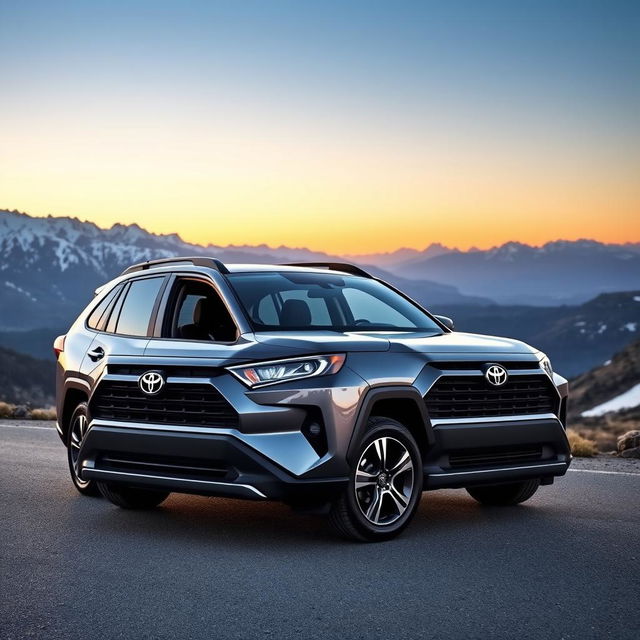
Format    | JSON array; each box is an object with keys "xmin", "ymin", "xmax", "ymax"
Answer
[{"xmin": 0, "ymin": 209, "xmax": 488, "ymax": 330}]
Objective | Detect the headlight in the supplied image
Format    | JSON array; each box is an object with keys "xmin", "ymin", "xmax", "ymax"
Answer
[
  {"xmin": 539, "ymin": 354, "xmax": 553, "ymax": 378},
  {"xmin": 227, "ymin": 354, "xmax": 346, "ymax": 388}
]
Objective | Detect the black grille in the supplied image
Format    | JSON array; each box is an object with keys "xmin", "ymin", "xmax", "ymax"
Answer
[
  {"xmin": 449, "ymin": 445, "xmax": 544, "ymax": 469},
  {"xmin": 425, "ymin": 375, "xmax": 557, "ymax": 419},
  {"xmin": 91, "ymin": 381, "xmax": 239, "ymax": 427}
]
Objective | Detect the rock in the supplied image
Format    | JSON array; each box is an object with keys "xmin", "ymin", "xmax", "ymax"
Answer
[
  {"xmin": 12, "ymin": 404, "xmax": 29, "ymax": 418},
  {"xmin": 617, "ymin": 430, "xmax": 640, "ymax": 456}
]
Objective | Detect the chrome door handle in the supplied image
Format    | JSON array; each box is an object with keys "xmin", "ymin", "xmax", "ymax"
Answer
[{"xmin": 87, "ymin": 346, "xmax": 105, "ymax": 361}]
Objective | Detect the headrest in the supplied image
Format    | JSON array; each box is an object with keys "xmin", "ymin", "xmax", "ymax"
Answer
[{"xmin": 280, "ymin": 299, "xmax": 312, "ymax": 327}]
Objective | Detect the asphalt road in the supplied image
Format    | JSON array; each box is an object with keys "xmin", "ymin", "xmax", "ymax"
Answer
[{"xmin": 1, "ymin": 422, "xmax": 639, "ymax": 640}]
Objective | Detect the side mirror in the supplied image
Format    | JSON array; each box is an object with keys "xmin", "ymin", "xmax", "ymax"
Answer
[{"xmin": 434, "ymin": 315, "xmax": 455, "ymax": 331}]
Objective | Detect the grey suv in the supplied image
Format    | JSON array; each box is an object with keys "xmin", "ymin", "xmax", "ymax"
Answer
[{"xmin": 54, "ymin": 257, "xmax": 571, "ymax": 541}]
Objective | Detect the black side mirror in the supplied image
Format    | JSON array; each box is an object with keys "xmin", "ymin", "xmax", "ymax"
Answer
[{"xmin": 434, "ymin": 315, "xmax": 454, "ymax": 331}]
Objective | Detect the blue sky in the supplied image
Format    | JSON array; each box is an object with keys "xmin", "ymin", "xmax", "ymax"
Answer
[{"xmin": 1, "ymin": 0, "xmax": 638, "ymax": 251}]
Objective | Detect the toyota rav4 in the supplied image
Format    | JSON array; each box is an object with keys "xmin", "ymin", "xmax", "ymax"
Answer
[{"xmin": 54, "ymin": 257, "xmax": 571, "ymax": 541}]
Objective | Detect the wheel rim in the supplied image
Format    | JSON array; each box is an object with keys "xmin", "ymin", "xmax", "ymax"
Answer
[
  {"xmin": 69, "ymin": 414, "xmax": 89, "ymax": 485},
  {"xmin": 354, "ymin": 436, "xmax": 415, "ymax": 526}
]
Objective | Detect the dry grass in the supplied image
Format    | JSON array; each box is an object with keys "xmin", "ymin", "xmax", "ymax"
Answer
[
  {"xmin": 567, "ymin": 429, "xmax": 598, "ymax": 457},
  {"xmin": 29, "ymin": 408, "xmax": 57, "ymax": 421},
  {"xmin": 0, "ymin": 401, "xmax": 17, "ymax": 418}
]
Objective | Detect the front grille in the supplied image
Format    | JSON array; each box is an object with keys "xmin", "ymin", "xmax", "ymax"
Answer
[
  {"xmin": 90, "ymin": 381, "xmax": 239, "ymax": 427},
  {"xmin": 449, "ymin": 445, "xmax": 544, "ymax": 469},
  {"xmin": 425, "ymin": 374, "xmax": 557, "ymax": 419}
]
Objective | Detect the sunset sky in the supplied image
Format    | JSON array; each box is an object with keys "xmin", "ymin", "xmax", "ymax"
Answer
[{"xmin": 1, "ymin": 1, "xmax": 639, "ymax": 253}]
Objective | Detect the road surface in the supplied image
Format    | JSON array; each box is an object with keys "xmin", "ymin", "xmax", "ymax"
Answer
[{"xmin": 1, "ymin": 421, "xmax": 638, "ymax": 640}]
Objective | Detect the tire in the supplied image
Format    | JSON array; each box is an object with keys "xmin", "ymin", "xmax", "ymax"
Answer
[
  {"xmin": 98, "ymin": 482, "xmax": 170, "ymax": 510},
  {"xmin": 66, "ymin": 402, "xmax": 100, "ymax": 496},
  {"xmin": 466, "ymin": 479, "xmax": 540, "ymax": 506},
  {"xmin": 329, "ymin": 417, "xmax": 423, "ymax": 542}
]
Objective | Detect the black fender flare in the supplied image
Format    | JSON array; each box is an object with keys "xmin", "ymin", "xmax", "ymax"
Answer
[{"xmin": 346, "ymin": 385, "xmax": 433, "ymax": 464}]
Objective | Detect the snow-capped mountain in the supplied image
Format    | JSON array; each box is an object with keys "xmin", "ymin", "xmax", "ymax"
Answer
[
  {"xmin": 391, "ymin": 239, "xmax": 640, "ymax": 305},
  {"xmin": 0, "ymin": 209, "xmax": 487, "ymax": 329}
]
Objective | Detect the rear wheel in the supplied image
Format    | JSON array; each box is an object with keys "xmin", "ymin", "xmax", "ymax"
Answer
[
  {"xmin": 466, "ymin": 479, "xmax": 540, "ymax": 505},
  {"xmin": 66, "ymin": 402, "xmax": 100, "ymax": 496},
  {"xmin": 98, "ymin": 483, "xmax": 170, "ymax": 510},
  {"xmin": 329, "ymin": 417, "xmax": 423, "ymax": 542}
]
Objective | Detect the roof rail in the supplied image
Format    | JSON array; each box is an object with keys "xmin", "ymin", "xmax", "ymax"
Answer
[
  {"xmin": 283, "ymin": 262, "xmax": 373, "ymax": 278},
  {"xmin": 120, "ymin": 256, "xmax": 229, "ymax": 276}
]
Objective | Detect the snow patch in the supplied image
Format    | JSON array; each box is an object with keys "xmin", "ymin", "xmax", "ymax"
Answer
[
  {"xmin": 582, "ymin": 383, "xmax": 640, "ymax": 417},
  {"xmin": 4, "ymin": 280, "xmax": 37, "ymax": 302},
  {"xmin": 633, "ymin": 296, "xmax": 640, "ymax": 302},
  {"xmin": 622, "ymin": 322, "xmax": 637, "ymax": 332}
]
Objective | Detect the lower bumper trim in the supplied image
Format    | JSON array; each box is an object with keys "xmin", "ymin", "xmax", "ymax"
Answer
[
  {"xmin": 83, "ymin": 467, "xmax": 267, "ymax": 499},
  {"xmin": 425, "ymin": 460, "xmax": 570, "ymax": 489}
]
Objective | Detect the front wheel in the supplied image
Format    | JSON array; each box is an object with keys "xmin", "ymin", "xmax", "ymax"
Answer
[
  {"xmin": 66, "ymin": 402, "xmax": 100, "ymax": 496},
  {"xmin": 329, "ymin": 417, "xmax": 423, "ymax": 542},
  {"xmin": 98, "ymin": 482, "xmax": 170, "ymax": 510},
  {"xmin": 466, "ymin": 479, "xmax": 540, "ymax": 505}
]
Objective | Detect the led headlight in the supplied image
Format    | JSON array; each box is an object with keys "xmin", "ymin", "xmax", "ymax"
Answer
[
  {"xmin": 227, "ymin": 354, "xmax": 346, "ymax": 388},
  {"xmin": 539, "ymin": 354, "xmax": 553, "ymax": 378}
]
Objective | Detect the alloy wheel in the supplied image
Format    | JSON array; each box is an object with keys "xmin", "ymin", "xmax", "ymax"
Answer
[{"xmin": 354, "ymin": 436, "xmax": 415, "ymax": 525}]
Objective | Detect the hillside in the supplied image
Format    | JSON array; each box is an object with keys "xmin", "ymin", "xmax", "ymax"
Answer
[
  {"xmin": 0, "ymin": 346, "xmax": 55, "ymax": 406},
  {"xmin": 568, "ymin": 339, "xmax": 640, "ymax": 450}
]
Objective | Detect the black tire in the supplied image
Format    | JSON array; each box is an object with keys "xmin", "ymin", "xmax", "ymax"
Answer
[
  {"xmin": 98, "ymin": 482, "xmax": 170, "ymax": 510},
  {"xmin": 329, "ymin": 417, "xmax": 423, "ymax": 542},
  {"xmin": 466, "ymin": 479, "xmax": 540, "ymax": 506},
  {"xmin": 66, "ymin": 402, "xmax": 100, "ymax": 496}
]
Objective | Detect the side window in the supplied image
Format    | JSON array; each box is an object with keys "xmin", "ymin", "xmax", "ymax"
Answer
[
  {"xmin": 113, "ymin": 277, "xmax": 164, "ymax": 337},
  {"xmin": 341, "ymin": 287, "xmax": 416, "ymax": 327},
  {"xmin": 87, "ymin": 284, "xmax": 122, "ymax": 330},
  {"xmin": 168, "ymin": 279, "xmax": 237, "ymax": 342}
]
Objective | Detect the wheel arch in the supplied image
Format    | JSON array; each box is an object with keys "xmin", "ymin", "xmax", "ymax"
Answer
[
  {"xmin": 60, "ymin": 382, "xmax": 90, "ymax": 444},
  {"xmin": 346, "ymin": 386, "xmax": 433, "ymax": 465}
]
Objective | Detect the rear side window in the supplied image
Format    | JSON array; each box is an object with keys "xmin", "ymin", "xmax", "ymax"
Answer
[
  {"xmin": 113, "ymin": 277, "xmax": 164, "ymax": 337},
  {"xmin": 87, "ymin": 285, "xmax": 122, "ymax": 330}
]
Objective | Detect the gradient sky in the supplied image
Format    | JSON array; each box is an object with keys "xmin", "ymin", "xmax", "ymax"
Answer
[{"xmin": 1, "ymin": 0, "xmax": 639, "ymax": 253}]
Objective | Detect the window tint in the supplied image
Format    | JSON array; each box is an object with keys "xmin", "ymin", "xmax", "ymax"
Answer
[
  {"xmin": 114, "ymin": 277, "xmax": 164, "ymax": 337},
  {"xmin": 87, "ymin": 285, "xmax": 122, "ymax": 330}
]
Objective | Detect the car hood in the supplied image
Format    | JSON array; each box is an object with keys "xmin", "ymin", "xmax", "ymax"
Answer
[{"xmin": 253, "ymin": 330, "xmax": 538, "ymax": 357}]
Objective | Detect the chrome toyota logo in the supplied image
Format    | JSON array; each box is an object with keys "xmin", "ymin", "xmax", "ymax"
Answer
[
  {"xmin": 484, "ymin": 364, "xmax": 508, "ymax": 387},
  {"xmin": 138, "ymin": 371, "xmax": 165, "ymax": 395}
]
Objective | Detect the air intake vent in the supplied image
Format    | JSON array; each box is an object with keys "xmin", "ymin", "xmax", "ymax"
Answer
[
  {"xmin": 91, "ymin": 381, "xmax": 239, "ymax": 427},
  {"xmin": 425, "ymin": 375, "xmax": 557, "ymax": 419}
]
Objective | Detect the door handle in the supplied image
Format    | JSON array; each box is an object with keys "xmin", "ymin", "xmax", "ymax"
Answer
[{"xmin": 87, "ymin": 346, "xmax": 105, "ymax": 362}]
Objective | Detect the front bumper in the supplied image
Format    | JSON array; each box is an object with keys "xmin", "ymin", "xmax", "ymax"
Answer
[
  {"xmin": 79, "ymin": 424, "xmax": 347, "ymax": 502},
  {"xmin": 423, "ymin": 414, "xmax": 572, "ymax": 489}
]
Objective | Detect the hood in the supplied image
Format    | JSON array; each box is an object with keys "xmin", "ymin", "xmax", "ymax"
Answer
[{"xmin": 253, "ymin": 330, "xmax": 538, "ymax": 357}]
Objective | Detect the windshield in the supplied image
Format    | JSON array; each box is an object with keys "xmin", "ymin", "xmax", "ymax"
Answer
[{"xmin": 227, "ymin": 271, "xmax": 443, "ymax": 333}]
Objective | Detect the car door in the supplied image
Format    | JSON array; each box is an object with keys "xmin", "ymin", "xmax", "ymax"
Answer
[{"xmin": 143, "ymin": 274, "xmax": 245, "ymax": 363}]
